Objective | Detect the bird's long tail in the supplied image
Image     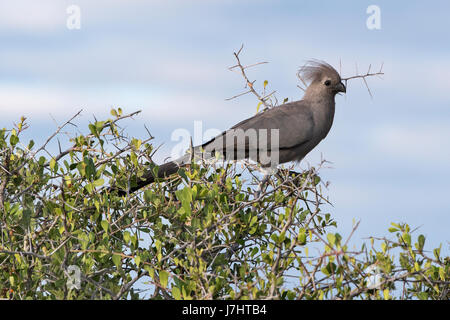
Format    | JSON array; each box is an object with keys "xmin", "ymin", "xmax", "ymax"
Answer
[
  {"xmin": 112, "ymin": 160, "xmax": 180, "ymax": 196},
  {"xmin": 114, "ymin": 153, "xmax": 195, "ymax": 195},
  {"xmin": 132, "ymin": 161, "xmax": 180, "ymax": 192}
]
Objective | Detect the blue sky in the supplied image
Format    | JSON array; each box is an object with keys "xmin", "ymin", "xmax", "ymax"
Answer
[{"xmin": 1, "ymin": 0, "xmax": 449, "ymax": 253}]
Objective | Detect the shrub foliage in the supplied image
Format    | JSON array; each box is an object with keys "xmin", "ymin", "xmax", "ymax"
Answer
[{"xmin": 0, "ymin": 109, "xmax": 448, "ymax": 300}]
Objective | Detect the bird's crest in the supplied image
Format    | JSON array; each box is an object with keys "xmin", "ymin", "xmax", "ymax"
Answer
[{"xmin": 297, "ymin": 60, "xmax": 340, "ymax": 84}]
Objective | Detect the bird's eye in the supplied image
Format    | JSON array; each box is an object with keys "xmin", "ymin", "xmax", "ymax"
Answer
[{"xmin": 324, "ymin": 80, "xmax": 331, "ymax": 86}]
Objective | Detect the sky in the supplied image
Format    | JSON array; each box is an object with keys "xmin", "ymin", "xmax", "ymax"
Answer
[{"xmin": 0, "ymin": 0, "xmax": 449, "ymax": 254}]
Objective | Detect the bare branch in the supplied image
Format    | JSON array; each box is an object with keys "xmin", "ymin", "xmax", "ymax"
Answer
[
  {"xmin": 341, "ymin": 63, "xmax": 384, "ymax": 99},
  {"xmin": 43, "ymin": 109, "xmax": 142, "ymax": 167},
  {"xmin": 226, "ymin": 44, "xmax": 271, "ymax": 109},
  {"xmin": 33, "ymin": 109, "xmax": 83, "ymax": 158}
]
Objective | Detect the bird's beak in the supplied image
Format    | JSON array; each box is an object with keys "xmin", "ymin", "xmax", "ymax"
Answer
[{"xmin": 336, "ymin": 82, "xmax": 346, "ymax": 93}]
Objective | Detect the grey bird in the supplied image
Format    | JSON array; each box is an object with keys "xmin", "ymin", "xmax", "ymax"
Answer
[{"xmin": 118, "ymin": 61, "xmax": 345, "ymax": 195}]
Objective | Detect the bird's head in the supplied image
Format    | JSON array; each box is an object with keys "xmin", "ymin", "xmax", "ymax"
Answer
[{"xmin": 298, "ymin": 60, "xmax": 346, "ymax": 100}]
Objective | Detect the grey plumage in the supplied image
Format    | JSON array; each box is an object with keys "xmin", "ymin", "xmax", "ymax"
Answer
[{"xmin": 121, "ymin": 60, "xmax": 345, "ymax": 194}]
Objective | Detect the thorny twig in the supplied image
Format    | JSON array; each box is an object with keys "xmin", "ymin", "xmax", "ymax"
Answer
[
  {"xmin": 43, "ymin": 109, "xmax": 142, "ymax": 167},
  {"xmin": 226, "ymin": 44, "xmax": 271, "ymax": 109},
  {"xmin": 341, "ymin": 63, "xmax": 384, "ymax": 98},
  {"xmin": 297, "ymin": 61, "xmax": 384, "ymax": 98}
]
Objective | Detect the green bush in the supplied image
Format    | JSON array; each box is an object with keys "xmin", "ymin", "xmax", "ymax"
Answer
[{"xmin": 0, "ymin": 109, "xmax": 448, "ymax": 300}]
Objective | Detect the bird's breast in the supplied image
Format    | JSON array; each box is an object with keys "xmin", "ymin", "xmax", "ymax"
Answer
[{"xmin": 312, "ymin": 102, "xmax": 335, "ymax": 140}]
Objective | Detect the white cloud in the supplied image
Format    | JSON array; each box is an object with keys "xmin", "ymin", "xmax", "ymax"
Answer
[
  {"xmin": 370, "ymin": 123, "xmax": 450, "ymax": 163},
  {"xmin": 0, "ymin": 1, "xmax": 66, "ymax": 32},
  {"xmin": 0, "ymin": 83, "xmax": 233, "ymax": 124},
  {"xmin": 0, "ymin": 0, "xmax": 234, "ymax": 33},
  {"xmin": 376, "ymin": 58, "xmax": 450, "ymax": 102},
  {"xmin": 0, "ymin": 85, "xmax": 79, "ymax": 118}
]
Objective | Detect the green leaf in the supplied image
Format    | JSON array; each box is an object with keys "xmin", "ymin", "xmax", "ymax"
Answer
[
  {"xmin": 313, "ymin": 175, "xmax": 321, "ymax": 186},
  {"xmin": 143, "ymin": 190, "xmax": 153, "ymax": 203},
  {"xmin": 95, "ymin": 121, "xmax": 105, "ymax": 130},
  {"xmin": 10, "ymin": 133, "xmax": 19, "ymax": 146},
  {"xmin": 414, "ymin": 262, "xmax": 420, "ymax": 272},
  {"xmin": 101, "ymin": 220, "xmax": 109, "ymax": 233},
  {"xmin": 270, "ymin": 234, "xmax": 278, "ymax": 243},
  {"xmin": 175, "ymin": 187, "xmax": 193, "ymax": 215},
  {"xmin": 433, "ymin": 245, "xmax": 441, "ymax": 260},
  {"xmin": 172, "ymin": 287, "xmax": 181, "ymax": 300},
  {"xmin": 390, "ymin": 222, "xmax": 401, "ymax": 229},
  {"xmin": 135, "ymin": 255, "xmax": 141, "ymax": 267},
  {"xmin": 249, "ymin": 215, "xmax": 258, "ymax": 227},
  {"xmin": 112, "ymin": 254, "xmax": 121, "ymax": 267},
  {"xmin": 417, "ymin": 234, "xmax": 425, "ymax": 251},
  {"xmin": 38, "ymin": 156, "xmax": 46, "ymax": 165},
  {"xmin": 123, "ymin": 231, "xmax": 131, "ymax": 244},
  {"xmin": 130, "ymin": 152, "xmax": 138, "ymax": 166},
  {"xmin": 256, "ymin": 101, "xmax": 263, "ymax": 113},
  {"xmin": 439, "ymin": 267, "xmax": 445, "ymax": 281},
  {"xmin": 49, "ymin": 158, "xmax": 56, "ymax": 171},
  {"xmin": 298, "ymin": 230, "xmax": 307, "ymax": 245},
  {"xmin": 131, "ymin": 138, "xmax": 142, "ymax": 150},
  {"xmin": 321, "ymin": 266, "xmax": 330, "ymax": 276},
  {"xmin": 327, "ymin": 233, "xmax": 336, "ymax": 246},
  {"xmin": 417, "ymin": 292, "xmax": 428, "ymax": 300},
  {"xmin": 84, "ymin": 157, "xmax": 96, "ymax": 179},
  {"xmin": 93, "ymin": 178, "xmax": 104, "ymax": 187},
  {"xmin": 401, "ymin": 232, "xmax": 411, "ymax": 246},
  {"xmin": 383, "ymin": 289, "xmax": 390, "ymax": 300},
  {"xmin": 85, "ymin": 183, "xmax": 93, "ymax": 194},
  {"xmin": 88, "ymin": 124, "xmax": 98, "ymax": 137},
  {"xmin": 144, "ymin": 266, "xmax": 155, "ymax": 280},
  {"xmin": 159, "ymin": 271, "xmax": 169, "ymax": 288}
]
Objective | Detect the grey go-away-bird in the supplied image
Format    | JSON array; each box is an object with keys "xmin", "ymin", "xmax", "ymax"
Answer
[{"xmin": 117, "ymin": 61, "xmax": 346, "ymax": 195}]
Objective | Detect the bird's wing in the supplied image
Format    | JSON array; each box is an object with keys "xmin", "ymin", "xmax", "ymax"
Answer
[{"xmin": 202, "ymin": 100, "xmax": 314, "ymax": 153}]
